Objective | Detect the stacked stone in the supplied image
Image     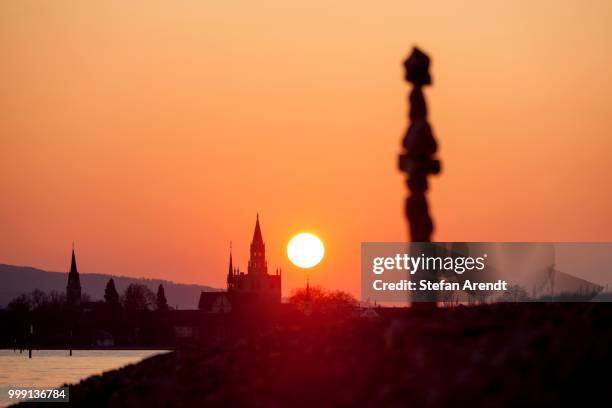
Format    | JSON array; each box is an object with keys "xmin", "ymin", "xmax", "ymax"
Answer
[{"xmin": 399, "ymin": 47, "xmax": 441, "ymax": 242}]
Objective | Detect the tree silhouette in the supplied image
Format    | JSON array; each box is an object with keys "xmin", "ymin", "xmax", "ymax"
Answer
[
  {"xmin": 7, "ymin": 290, "xmax": 66, "ymax": 312},
  {"xmin": 498, "ymin": 285, "xmax": 530, "ymax": 302},
  {"xmin": 122, "ymin": 284, "xmax": 155, "ymax": 312},
  {"xmin": 104, "ymin": 278, "xmax": 120, "ymax": 305},
  {"xmin": 290, "ymin": 285, "xmax": 357, "ymax": 314},
  {"xmin": 156, "ymin": 284, "xmax": 168, "ymax": 311}
]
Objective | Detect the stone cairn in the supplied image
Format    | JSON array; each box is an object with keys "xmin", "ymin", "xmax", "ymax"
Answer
[
  {"xmin": 399, "ymin": 47, "xmax": 441, "ymax": 306},
  {"xmin": 399, "ymin": 47, "xmax": 441, "ymax": 242}
]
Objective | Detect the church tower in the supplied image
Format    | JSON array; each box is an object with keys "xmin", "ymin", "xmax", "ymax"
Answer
[
  {"xmin": 248, "ymin": 214, "xmax": 268, "ymax": 276},
  {"xmin": 224, "ymin": 214, "xmax": 281, "ymax": 304},
  {"xmin": 66, "ymin": 245, "xmax": 82, "ymax": 307}
]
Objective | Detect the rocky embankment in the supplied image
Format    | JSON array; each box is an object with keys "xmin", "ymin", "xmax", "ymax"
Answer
[{"xmin": 18, "ymin": 303, "xmax": 612, "ymax": 407}]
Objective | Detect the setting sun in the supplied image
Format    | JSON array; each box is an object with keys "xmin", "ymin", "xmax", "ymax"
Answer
[{"xmin": 287, "ymin": 233, "xmax": 325, "ymax": 269}]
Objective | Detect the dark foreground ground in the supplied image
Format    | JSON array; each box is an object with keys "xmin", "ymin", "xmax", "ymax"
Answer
[{"xmin": 18, "ymin": 303, "xmax": 612, "ymax": 407}]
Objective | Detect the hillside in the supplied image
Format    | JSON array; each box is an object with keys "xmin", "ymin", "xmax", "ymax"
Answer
[{"xmin": 0, "ymin": 264, "xmax": 219, "ymax": 310}]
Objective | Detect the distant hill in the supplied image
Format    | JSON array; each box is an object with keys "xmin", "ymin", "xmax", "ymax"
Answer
[{"xmin": 0, "ymin": 264, "xmax": 220, "ymax": 310}]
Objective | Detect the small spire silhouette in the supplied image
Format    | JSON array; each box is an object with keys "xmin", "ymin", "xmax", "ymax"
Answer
[
  {"xmin": 227, "ymin": 242, "xmax": 234, "ymax": 284},
  {"xmin": 67, "ymin": 243, "xmax": 81, "ymax": 306},
  {"xmin": 70, "ymin": 246, "xmax": 77, "ymax": 274}
]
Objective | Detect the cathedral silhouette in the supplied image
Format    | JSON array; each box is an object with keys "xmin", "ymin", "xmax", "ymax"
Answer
[{"xmin": 199, "ymin": 214, "xmax": 281, "ymax": 312}]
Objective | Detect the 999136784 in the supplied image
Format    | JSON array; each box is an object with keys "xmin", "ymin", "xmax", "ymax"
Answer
[{"xmin": 7, "ymin": 387, "xmax": 69, "ymax": 402}]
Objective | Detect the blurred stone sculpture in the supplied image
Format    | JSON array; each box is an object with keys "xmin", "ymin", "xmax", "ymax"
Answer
[{"xmin": 399, "ymin": 47, "xmax": 441, "ymax": 242}]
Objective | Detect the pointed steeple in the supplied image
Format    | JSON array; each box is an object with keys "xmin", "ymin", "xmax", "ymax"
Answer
[
  {"xmin": 229, "ymin": 241, "xmax": 233, "ymax": 273},
  {"xmin": 70, "ymin": 246, "xmax": 78, "ymax": 275},
  {"xmin": 227, "ymin": 242, "xmax": 234, "ymax": 287},
  {"xmin": 66, "ymin": 244, "xmax": 82, "ymax": 307},
  {"xmin": 303, "ymin": 276, "xmax": 312, "ymax": 316},
  {"xmin": 248, "ymin": 213, "xmax": 267, "ymax": 275},
  {"xmin": 252, "ymin": 213, "xmax": 264, "ymax": 247}
]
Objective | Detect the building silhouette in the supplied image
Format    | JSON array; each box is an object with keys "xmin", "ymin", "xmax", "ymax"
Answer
[
  {"xmin": 66, "ymin": 246, "xmax": 81, "ymax": 307},
  {"xmin": 199, "ymin": 214, "xmax": 281, "ymax": 312}
]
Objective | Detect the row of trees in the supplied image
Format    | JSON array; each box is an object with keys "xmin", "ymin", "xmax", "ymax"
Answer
[
  {"xmin": 3, "ymin": 281, "xmax": 173, "ymax": 347},
  {"xmin": 7, "ymin": 280, "xmax": 169, "ymax": 313},
  {"xmin": 289, "ymin": 285, "xmax": 358, "ymax": 315},
  {"xmin": 104, "ymin": 279, "xmax": 168, "ymax": 311}
]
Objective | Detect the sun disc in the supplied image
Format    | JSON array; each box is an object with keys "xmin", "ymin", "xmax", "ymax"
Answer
[{"xmin": 287, "ymin": 233, "xmax": 325, "ymax": 269}]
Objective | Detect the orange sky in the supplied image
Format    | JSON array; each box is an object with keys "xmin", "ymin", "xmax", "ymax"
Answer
[{"xmin": 1, "ymin": 1, "xmax": 611, "ymax": 300}]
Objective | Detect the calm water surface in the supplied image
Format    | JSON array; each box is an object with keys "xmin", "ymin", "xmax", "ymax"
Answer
[{"xmin": 0, "ymin": 349, "xmax": 167, "ymax": 407}]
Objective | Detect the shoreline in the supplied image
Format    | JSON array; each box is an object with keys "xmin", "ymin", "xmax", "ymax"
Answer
[
  {"xmin": 11, "ymin": 303, "xmax": 610, "ymax": 407},
  {"xmin": 0, "ymin": 346, "xmax": 173, "ymax": 351}
]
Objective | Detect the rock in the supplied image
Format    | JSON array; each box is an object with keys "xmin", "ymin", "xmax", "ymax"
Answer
[{"xmin": 403, "ymin": 47, "xmax": 432, "ymax": 86}]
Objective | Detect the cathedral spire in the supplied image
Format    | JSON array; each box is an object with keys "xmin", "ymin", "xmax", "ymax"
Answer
[
  {"xmin": 248, "ymin": 213, "xmax": 267, "ymax": 275},
  {"xmin": 223, "ymin": 214, "xmax": 281, "ymax": 304},
  {"xmin": 252, "ymin": 213, "xmax": 264, "ymax": 247}
]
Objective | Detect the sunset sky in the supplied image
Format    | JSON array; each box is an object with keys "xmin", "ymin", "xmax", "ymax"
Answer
[{"xmin": 1, "ymin": 1, "xmax": 611, "ymax": 299}]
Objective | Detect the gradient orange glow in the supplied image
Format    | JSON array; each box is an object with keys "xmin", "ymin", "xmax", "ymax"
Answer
[{"xmin": 1, "ymin": 1, "xmax": 611, "ymax": 299}]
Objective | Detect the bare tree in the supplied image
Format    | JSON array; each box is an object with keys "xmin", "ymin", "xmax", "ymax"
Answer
[{"xmin": 122, "ymin": 284, "xmax": 155, "ymax": 311}]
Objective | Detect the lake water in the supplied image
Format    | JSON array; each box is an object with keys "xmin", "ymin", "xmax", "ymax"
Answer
[{"xmin": 0, "ymin": 349, "xmax": 168, "ymax": 407}]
